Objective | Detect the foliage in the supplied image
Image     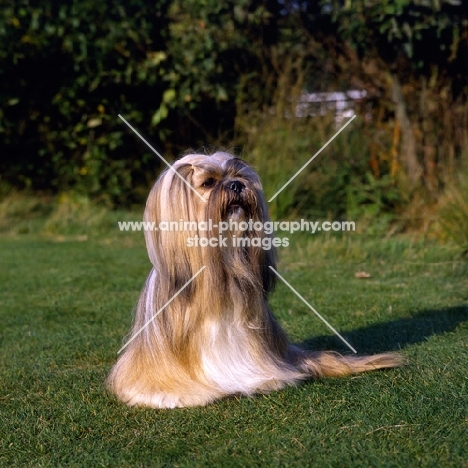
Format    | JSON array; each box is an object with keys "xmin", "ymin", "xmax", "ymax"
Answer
[
  {"xmin": 0, "ymin": 0, "xmax": 467, "ymax": 219},
  {"xmin": 236, "ymin": 60, "xmax": 403, "ymax": 222},
  {"xmin": 0, "ymin": 0, "xmax": 283, "ymax": 204},
  {"xmin": 324, "ymin": 0, "xmax": 466, "ymax": 67},
  {"xmin": 158, "ymin": 0, "xmax": 282, "ymax": 146},
  {"xmin": 439, "ymin": 167, "xmax": 468, "ymax": 253},
  {"xmin": 287, "ymin": 0, "xmax": 468, "ymax": 193},
  {"xmin": 241, "ymin": 114, "xmax": 402, "ymax": 223},
  {"xmin": 0, "ymin": 0, "xmax": 171, "ymax": 204}
]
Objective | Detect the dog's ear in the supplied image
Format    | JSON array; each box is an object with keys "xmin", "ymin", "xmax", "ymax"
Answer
[{"xmin": 143, "ymin": 164, "xmax": 204, "ymax": 289}]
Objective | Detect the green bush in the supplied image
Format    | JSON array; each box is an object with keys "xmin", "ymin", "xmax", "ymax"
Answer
[
  {"xmin": 0, "ymin": 0, "xmax": 281, "ymax": 205},
  {"xmin": 239, "ymin": 105, "xmax": 402, "ymax": 222},
  {"xmin": 0, "ymin": 0, "xmax": 171, "ymax": 205}
]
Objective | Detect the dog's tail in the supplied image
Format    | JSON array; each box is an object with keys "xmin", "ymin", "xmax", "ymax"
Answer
[{"xmin": 289, "ymin": 346, "xmax": 405, "ymax": 378}]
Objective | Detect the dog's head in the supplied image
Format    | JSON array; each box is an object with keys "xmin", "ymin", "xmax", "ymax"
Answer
[
  {"xmin": 143, "ymin": 152, "xmax": 276, "ymax": 293},
  {"xmin": 146, "ymin": 152, "xmax": 266, "ymax": 223}
]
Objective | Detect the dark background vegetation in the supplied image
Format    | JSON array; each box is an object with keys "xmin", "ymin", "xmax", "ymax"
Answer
[{"xmin": 0, "ymin": 0, "xmax": 467, "ymax": 240}]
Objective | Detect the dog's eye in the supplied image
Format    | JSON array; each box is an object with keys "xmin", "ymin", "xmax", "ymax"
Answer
[{"xmin": 202, "ymin": 177, "xmax": 216, "ymax": 188}]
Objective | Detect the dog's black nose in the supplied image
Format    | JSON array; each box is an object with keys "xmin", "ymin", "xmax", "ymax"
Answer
[{"xmin": 228, "ymin": 180, "xmax": 244, "ymax": 194}]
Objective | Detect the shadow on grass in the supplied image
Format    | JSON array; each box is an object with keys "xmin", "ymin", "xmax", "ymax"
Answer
[{"xmin": 299, "ymin": 305, "xmax": 468, "ymax": 354}]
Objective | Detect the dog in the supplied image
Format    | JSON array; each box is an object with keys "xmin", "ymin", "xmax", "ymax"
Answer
[{"xmin": 106, "ymin": 151, "xmax": 403, "ymax": 408}]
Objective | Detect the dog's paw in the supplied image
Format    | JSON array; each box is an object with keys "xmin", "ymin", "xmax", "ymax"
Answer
[{"xmin": 121, "ymin": 390, "xmax": 219, "ymax": 409}]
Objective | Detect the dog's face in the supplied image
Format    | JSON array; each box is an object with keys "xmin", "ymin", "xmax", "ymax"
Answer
[
  {"xmin": 149, "ymin": 152, "xmax": 266, "ymax": 223},
  {"xmin": 192, "ymin": 156, "xmax": 260, "ymax": 222},
  {"xmin": 144, "ymin": 152, "xmax": 271, "ymax": 243}
]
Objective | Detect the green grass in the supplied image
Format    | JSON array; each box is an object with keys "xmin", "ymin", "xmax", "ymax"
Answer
[{"xmin": 1, "ymin": 225, "xmax": 467, "ymax": 467}]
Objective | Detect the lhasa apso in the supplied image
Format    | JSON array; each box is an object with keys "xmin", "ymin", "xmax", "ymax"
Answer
[{"xmin": 107, "ymin": 152, "xmax": 402, "ymax": 408}]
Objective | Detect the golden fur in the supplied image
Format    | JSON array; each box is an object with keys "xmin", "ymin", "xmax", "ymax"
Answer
[{"xmin": 106, "ymin": 152, "xmax": 403, "ymax": 408}]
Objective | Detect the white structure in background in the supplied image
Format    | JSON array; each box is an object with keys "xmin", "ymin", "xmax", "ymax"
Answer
[{"xmin": 296, "ymin": 90, "xmax": 367, "ymax": 124}]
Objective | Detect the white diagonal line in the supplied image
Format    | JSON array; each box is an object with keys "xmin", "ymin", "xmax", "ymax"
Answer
[
  {"xmin": 118, "ymin": 114, "xmax": 206, "ymax": 202},
  {"xmin": 268, "ymin": 114, "xmax": 356, "ymax": 202},
  {"xmin": 269, "ymin": 266, "xmax": 357, "ymax": 353},
  {"xmin": 117, "ymin": 266, "xmax": 206, "ymax": 354}
]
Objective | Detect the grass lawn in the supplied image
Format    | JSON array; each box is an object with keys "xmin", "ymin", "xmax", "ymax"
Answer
[{"xmin": 0, "ymin": 225, "xmax": 467, "ymax": 467}]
